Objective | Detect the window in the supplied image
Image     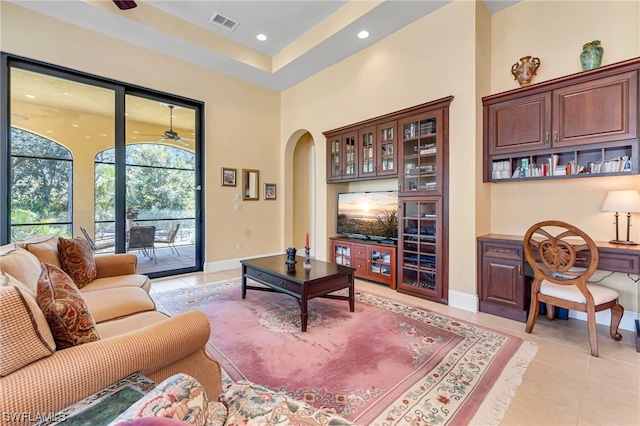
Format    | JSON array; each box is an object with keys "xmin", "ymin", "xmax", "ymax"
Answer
[{"xmin": 10, "ymin": 128, "xmax": 73, "ymax": 241}]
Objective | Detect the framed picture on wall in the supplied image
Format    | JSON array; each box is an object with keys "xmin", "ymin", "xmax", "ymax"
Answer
[
  {"xmin": 264, "ymin": 183, "xmax": 276, "ymax": 200},
  {"xmin": 221, "ymin": 168, "xmax": 236, "ymax": 187}
]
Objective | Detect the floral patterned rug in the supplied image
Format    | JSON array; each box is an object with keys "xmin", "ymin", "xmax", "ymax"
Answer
[{"xmin": 153, "ymin": 279, "xmax": 536, "ymax": 425}]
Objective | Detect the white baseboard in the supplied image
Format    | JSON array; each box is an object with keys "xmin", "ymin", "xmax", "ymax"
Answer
[
  {"xmin": 447, "ymin": 290, "xmax": 637, "ymax": 332},
  {"xmin": 449, "ymin": 290, "xmax": 479, "ymax": 313}
]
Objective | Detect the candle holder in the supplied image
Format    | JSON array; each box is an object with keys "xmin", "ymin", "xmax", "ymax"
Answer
[{"xmin": 303, "ymin": 247, "xmax": 312, "ymax": 270}]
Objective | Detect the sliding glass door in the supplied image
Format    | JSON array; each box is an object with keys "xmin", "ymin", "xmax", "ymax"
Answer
[{"xmin": 2, "ymin": 55, "xmax": 203, "ymax": 278}]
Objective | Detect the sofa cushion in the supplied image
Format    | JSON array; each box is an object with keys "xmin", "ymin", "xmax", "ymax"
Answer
[
  {"xmin": 22, "ymin": 235, "xmax": 62, "ymax": 268},
  {"xmin": 58, "ymin": 237, "xmax": 97, "ymax": 288},
  {"xmin": 83, "ymin": 287, "xmax": 156, "ymax": 323},
  {"xmin": 0, "ymin": 246, "xmax": 42, "ymax": 294},
  {"xmin": 37, "ymin": 263, "xmax": 100, "ymax": 349},
  {"xmin": 81, "ymin": 274, "xmax": 151, "ymax": 293},
  {"xmin": 96, "ymin": 311, "xmax": 168, "ymax": 338},
  {"xmin": 0, "ymin": 271, "xmax": 56, "ymax": 377}
]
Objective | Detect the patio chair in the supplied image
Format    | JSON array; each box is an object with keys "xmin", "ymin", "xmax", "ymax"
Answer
[
  {"xmin": 127, "ymin": 225, "xmax": 156, "ymax": 264},
  {"xmin": 79, "ymin": 226, "xmax": 115, "ymax": 252},
  {"xmin": 155, "ymin": 222, "xmax": 180, "ymax": 255}
]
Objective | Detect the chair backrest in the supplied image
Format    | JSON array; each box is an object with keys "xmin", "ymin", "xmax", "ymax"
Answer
[
  {"xmin": 167, "ymin": 223, "xmax": 180, "ymax": 242},
  {"xmin": 523, "ymin": 220, "xmax": 599, "ymax": 293},
  {"xmin": 128, "ymin": 226, "xmax": 156, "ymax": 249},
  {"xmin": 79, "ymin": 226, "xmax": 96, "ymax": 251}
]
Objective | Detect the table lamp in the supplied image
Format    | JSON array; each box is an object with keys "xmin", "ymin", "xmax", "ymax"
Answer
[{"xmin": 601, "ymin": 190, "xmax": 640, "ymax": 245}]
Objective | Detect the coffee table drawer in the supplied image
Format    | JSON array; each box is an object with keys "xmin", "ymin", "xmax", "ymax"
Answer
[{"xmin": 245, "ymin": 267, "xmax": 294, "ymax": 290}]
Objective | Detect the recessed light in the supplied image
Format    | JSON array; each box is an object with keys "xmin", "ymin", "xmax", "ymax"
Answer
[
  {"xmin": 256, "ymin": 34, "xmax": 267, "ymax": 41},
  {"xmin": 84, "ymin": 136, "xmax": 90, "ymax": 139},
  {"xmin": 25, "ymin": 94, "xmax": 36, "ymax": 99},
  {"xmin": 357, "ymin": 30, "xmax": 369, "ymax": 39},
  {"xmin": 72, "ymin": 124, "xmax": 79, "ymax": 128}
]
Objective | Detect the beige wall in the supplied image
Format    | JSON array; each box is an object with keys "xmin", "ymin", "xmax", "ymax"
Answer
[
  {"xmin": 282, "ymin": 0, "xmax": 483, "ymax": 298},
  {"xmin": 490, "ymin": 0, "xmax": 640, "ymax": 310},
  {"xmin": 0, "ymin": 2, "xmax": 282, "ymax": 264}
]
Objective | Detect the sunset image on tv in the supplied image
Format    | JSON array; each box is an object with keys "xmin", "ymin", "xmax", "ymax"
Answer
[{"xmin": 337, "ymin": 191, "xmax": 398, "ymax": 239}]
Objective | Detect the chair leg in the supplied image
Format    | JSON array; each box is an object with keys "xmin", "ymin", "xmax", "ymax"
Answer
[
  {"xmin": 546, "ymin": 303, "xmax": 556, "ymax": 320},
  {"xmin": 586, "ymin": 307, "xmax": 599, "ymax": 357},
  {"xmin": 610, "ymin": 303, "xmax": 624, "ymax": 341},
  {"xmin": 525, "ymin": 294, "xmax": 540, "ymax": 334}
]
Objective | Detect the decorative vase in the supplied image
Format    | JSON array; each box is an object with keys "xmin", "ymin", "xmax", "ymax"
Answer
[
  {"xmin": 580, "ymin": 40, "xmax": 603, "ymax": 71},
  {"xmin": 511, "ymin": 56, "xmax": 541, "ymax": 87}
]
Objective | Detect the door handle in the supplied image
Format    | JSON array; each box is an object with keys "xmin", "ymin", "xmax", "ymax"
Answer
[
  {"xmin": 517, "ymin": 264, "xmax": 522, "ymax": 279},
  {"xmin": 553, "ymin": 131, "xmax": 558, "ymax": 143},
  {"xmin": 545, "ymin": 132, "xmax": 549, "ymax": 144}
]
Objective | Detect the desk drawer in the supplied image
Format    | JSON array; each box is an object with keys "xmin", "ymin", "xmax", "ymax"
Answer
[
  {"xmin": 598, "ymin": 252, "xmax": 640, "ymax": 274},
  {"xmin": 482, "ymin": 243, "xmax": 523, "ymax": 261}
]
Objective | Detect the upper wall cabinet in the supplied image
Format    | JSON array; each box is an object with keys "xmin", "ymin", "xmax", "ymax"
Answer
[
  {"xmin": 483, "ymin": 57, "xmax": 640, "ymax": 182},
  {"xmin": 325, "ymin": 98, "xmax": 453, "ymax": 183}
]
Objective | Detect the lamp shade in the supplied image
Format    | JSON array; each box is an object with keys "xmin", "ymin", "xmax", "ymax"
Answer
[{"xmin": 601, "ymin": 190, "xmax": 640, "ymax": 213}]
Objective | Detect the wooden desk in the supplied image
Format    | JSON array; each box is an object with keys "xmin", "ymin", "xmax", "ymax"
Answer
[{"xmin": 477, "ymin": 234, "xmax": 640, "ymax": 350}]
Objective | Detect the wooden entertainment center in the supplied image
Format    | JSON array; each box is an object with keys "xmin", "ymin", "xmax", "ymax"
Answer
[
  {"xmin": 330, "ymin": 237, "xmax": 397, "ymax": 289},
  {"xmin": 324, "ymin": 97, "xmax": 453, "ymax": 303}
]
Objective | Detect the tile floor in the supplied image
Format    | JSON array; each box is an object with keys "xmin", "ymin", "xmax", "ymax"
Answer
[{"xmin": 151, "ymin": 269, "xmax": 640, "ymax": 426}]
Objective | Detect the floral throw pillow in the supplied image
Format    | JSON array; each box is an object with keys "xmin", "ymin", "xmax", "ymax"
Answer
[
  {"xmin": 57, "ymin": 236, "xmax": 97, "ymax": 288},
  {"xmin": 36, "ymin": 263, "xmax": 100, "ymax": 350}
]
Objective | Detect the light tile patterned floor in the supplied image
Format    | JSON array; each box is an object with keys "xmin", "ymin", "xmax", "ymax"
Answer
[{"xmin": 151, "ymin": 270, "xmax": 640, "ymax": 425}]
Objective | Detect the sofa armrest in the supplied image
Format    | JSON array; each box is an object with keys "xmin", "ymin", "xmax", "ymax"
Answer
[
  {"xmin": 94, "ymin": 253, "xmax": 138, "ymax": 278},
  {"xmin": 0, "ymin": 310, "xmax": 216, "ymax": 424}
]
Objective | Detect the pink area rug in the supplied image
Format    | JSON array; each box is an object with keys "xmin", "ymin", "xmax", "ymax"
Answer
[{"xmin": 153, "ymin": 279, "xmax": 536, "ymax": 425}]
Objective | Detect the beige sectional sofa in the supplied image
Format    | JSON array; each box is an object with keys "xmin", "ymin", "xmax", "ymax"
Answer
[{"xmin": 0, "ymin": 236, "xmax": 222, "ymax": 425}]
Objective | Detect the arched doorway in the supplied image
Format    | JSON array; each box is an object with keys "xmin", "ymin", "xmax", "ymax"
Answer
[{"xmin": 284, "ymin": 130, "xmax": 315, "ymax": 255}]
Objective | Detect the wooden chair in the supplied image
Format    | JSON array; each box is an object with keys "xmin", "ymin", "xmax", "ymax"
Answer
[
  {"xmin": 79, "ymin": 225, "xmax": 115, "ymax": 252},
  {"xmin": 128, "ymin": 225, "xmax": 156, "ymax": 264},
  {"xmin": 154, "ymin": 222, "xmax": 180, "ymax": 255},
  {"xmin": 524, "ymin": 220, "xmax": 624, "ymax": 357}
]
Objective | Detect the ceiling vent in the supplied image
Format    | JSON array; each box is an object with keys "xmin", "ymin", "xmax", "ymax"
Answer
[{"xmin": 209, "ymin": 12, "xmax": 239, "ymax": 32}]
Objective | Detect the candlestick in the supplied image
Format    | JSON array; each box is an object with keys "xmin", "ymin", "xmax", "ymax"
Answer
[{"xmin": 303, "ymin": 247, "xmax": 312, "ymax": 270}]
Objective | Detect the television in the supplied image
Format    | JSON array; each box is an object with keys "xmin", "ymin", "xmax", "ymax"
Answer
[{"xmin": 337, "ymin": 191, "xmax": 398, "ymax": 242}]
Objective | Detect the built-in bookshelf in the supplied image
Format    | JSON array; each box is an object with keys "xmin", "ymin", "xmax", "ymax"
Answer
[{"xmin": 483, "ymin": 57, "xmax": 640, "ymax": 182}]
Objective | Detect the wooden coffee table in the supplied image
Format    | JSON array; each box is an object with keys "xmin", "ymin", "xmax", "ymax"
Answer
[{"xmin": 241, "ymin": 254, "xmax": 356, "ymax": 331}]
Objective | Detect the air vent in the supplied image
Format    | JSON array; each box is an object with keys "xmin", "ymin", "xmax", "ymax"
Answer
[{"xmin": 209, "ymin": 12, "xmax": 239, "ymax": 31}]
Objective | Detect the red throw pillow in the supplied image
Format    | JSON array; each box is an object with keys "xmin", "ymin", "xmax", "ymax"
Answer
[
  {"xmin": 57, "ymin": 236, "xmax": 97, "ymax": 288},
  {"xmin": 36, "ymin": 263, "xmax": 100, "ymax": 350}
]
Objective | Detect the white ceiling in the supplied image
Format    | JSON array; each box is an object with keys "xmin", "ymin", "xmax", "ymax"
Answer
[{"xmin": 9, "ymin": 0, "xmax": 520, "ymax": 92}]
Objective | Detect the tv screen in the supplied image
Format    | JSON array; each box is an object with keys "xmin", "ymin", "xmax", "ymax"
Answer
[{"xmin": 337, "ymin": 191, "xmax": 398, "ymax": 241}]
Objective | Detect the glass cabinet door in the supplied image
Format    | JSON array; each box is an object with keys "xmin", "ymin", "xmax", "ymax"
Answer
[
  {"xmin": 334, "ymin": 243, "xmax": 352, "ymax": 266},
  {"xmin": 359, "ymin": 127, "xmax": 375, "ymax": 177},
  {"xmin": 400, "ymin": 110, "xmax": 442, "ymax": 194},
  {"xmin": 370, "ymin": 248, "xmax": 392, "ymax": 277},
  {"xmin": 377, "ymin": 122, "xmax": 396, "ymax": 176},
  {"xmin": 344, "ymin": 133, "xmax": 357, "ymax": 178},
  {"xmin": 400, "ymin": 199, "xmax": 441, "ymax": 297},
  {"xmin": 328, "ymin": 136, "xmax": 341, "ymax": 180}
]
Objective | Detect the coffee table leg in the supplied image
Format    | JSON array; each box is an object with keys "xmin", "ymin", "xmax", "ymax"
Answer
[
  {"xmin": 301, "ymin": 297, "xmax": 308, "ymax": 332},
  {"xmin": 349, "ymin": 272, "xmax": 355, "ymax": 312},
  {"xmin": 241, "ymin": 265, "xmax": 247, "ymax": 299}
]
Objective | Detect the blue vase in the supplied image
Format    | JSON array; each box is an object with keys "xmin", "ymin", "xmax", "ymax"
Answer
[{"xmin": 580, "ymin": 40, "xmax": 603, "ymax": 71}]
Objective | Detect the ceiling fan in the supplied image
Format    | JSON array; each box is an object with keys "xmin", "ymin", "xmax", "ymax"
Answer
[
  {"xmin": 141, "ymin": 104, "xmax": 194, "ymax": 147},
  {"xmin": 113, "ymin": 0, "xmax": 137, "ymax": 10}
]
